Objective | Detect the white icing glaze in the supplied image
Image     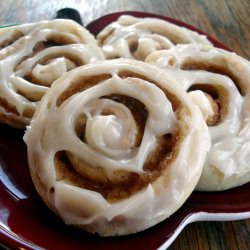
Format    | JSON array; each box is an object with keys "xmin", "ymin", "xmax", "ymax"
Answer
[
  {"xmin": 24, "ymin": 59, "xmax": 211, "ymax": 236},
  {"xmin": 30, "ymin": 57, "xmax": 74, "ymax": 86},
  {"xmin": 146, "ymin": 44, "xmax": 250, "ymax": 190},
  {"xmin": 97, "ymin": 15, "xmax": 212, "ymax": 61},
  {"xmin": 41, "ymin": 75, "xmax": 177, "ymax": 173},
  {"xmin": 188, "ymin": 91, "xmax": 214, "ymax": 121},
  {"xmin": 0, "ymin": 19, "xmax": 96, "ymax": 48},
  {"xmin": 0, "ymin": 19, "xmax": 104, "ymax": 128}
]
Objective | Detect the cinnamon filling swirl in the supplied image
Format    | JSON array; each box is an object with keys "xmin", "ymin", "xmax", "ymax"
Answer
[
  {"xmin": 181, "ymin": 61, "xmax": 245, "ymax": 96},
  {"xmin": 0, "ymin": 30, "xmax": 24, "ymax": 49},
  {"xmin": 52, "ymin": 71, "xmax": 184, "ymax": 202},
  {"xmin": 54, "ymin": 96, "xmax": 181, "ymax": 202},
  {"xmin": 187, "ymin": 84, "xmax": 225, "ymax": 126}
]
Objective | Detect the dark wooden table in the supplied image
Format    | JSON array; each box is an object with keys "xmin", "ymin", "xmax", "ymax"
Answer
[{"xmin": 0, "ymin": 0, "xmax": 249, "ymax": 249}]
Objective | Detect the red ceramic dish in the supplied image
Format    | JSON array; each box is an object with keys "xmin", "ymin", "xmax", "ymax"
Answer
[{"xmin": 0, "ymin": 11, "xmax": 250, "ymax": 250}]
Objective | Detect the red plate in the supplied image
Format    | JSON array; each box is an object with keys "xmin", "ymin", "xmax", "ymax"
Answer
[{"xmin": 0, "ymin": 11, "xmax": 250, "ymax": 250}]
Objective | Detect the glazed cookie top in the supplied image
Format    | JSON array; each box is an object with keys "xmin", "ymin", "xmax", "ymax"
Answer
[
  {"xmin": 146, "ymin": 43, "xmax": 250, "ymax": 190},
  {"xmin": 0, "ymin": 19, "xmax": 104, "ymax": 128},
  {"xmin": 24, "ymin": 59, "xmax": 210, "ymax": 236},
  {"xmin": 97, "ymin": 15, "xmax": 212, "ymax": 61}
]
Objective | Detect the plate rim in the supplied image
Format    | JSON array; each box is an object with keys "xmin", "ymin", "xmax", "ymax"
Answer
[{"xmin": 158, "ymin": 211, "xmax": 250, "ymax": 250}]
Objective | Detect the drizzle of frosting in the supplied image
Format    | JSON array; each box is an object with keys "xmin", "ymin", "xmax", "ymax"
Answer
[
  {"xmin": 0, "ymin": 19, "xmax": 104, "ymax": 128},
  {"xmin": 97, "ymin": 15, "xmax": 212, "ymax": 61},
  {"xmin": 39, "ymin": 73, "xmax": 176, "ymax": 173},
  {"xmin": 146, "ymin": 44, "xmax": 250, "ymax": 190},
  {"xmin": 24, "ymin": 59, "xmax": 210, "ymax": 235},
  {"xmin": 30, "ymin": 57, "xmax": 75, "ymax": 86},
  {"xmin": 188, "ymin": 90, "xmax": 214, "ymax": 121}
]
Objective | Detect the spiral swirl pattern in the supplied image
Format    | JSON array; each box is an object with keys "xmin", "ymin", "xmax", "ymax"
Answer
[
  {"xmin": 24, "ymin": 59, "xmax": 210, "ymax": 236},
  {"xmin": 146, "ymin": 44, "xmax": 250, "ymax": 190},
  {"xmin": 0, "ymin": 19, "xmax": 104, "ymax": 128},
  {"xmin": 97, "ymin": 15, "xmax": 212, "ymax": 61}
]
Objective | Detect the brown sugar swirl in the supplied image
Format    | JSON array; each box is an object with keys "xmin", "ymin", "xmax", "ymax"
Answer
[{"xmin": 24, "ymin": 59, "xmax": 210, "ymax": 236}]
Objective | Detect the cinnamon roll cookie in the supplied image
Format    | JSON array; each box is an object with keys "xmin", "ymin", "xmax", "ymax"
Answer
[
  {"xmin": 97, "ymin": 15, "xmax": 212, "ymax": 61},
  {"xmin": 146, "ymin": 44, "xmax": 250, "ymax": 191},
  {"xmin": 24, "ymin": 59, "xmax": 210, "ymax": 236},
  {"xmin": 0, "ymin": 19, "xmax": 104, "ymax": 128}
]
